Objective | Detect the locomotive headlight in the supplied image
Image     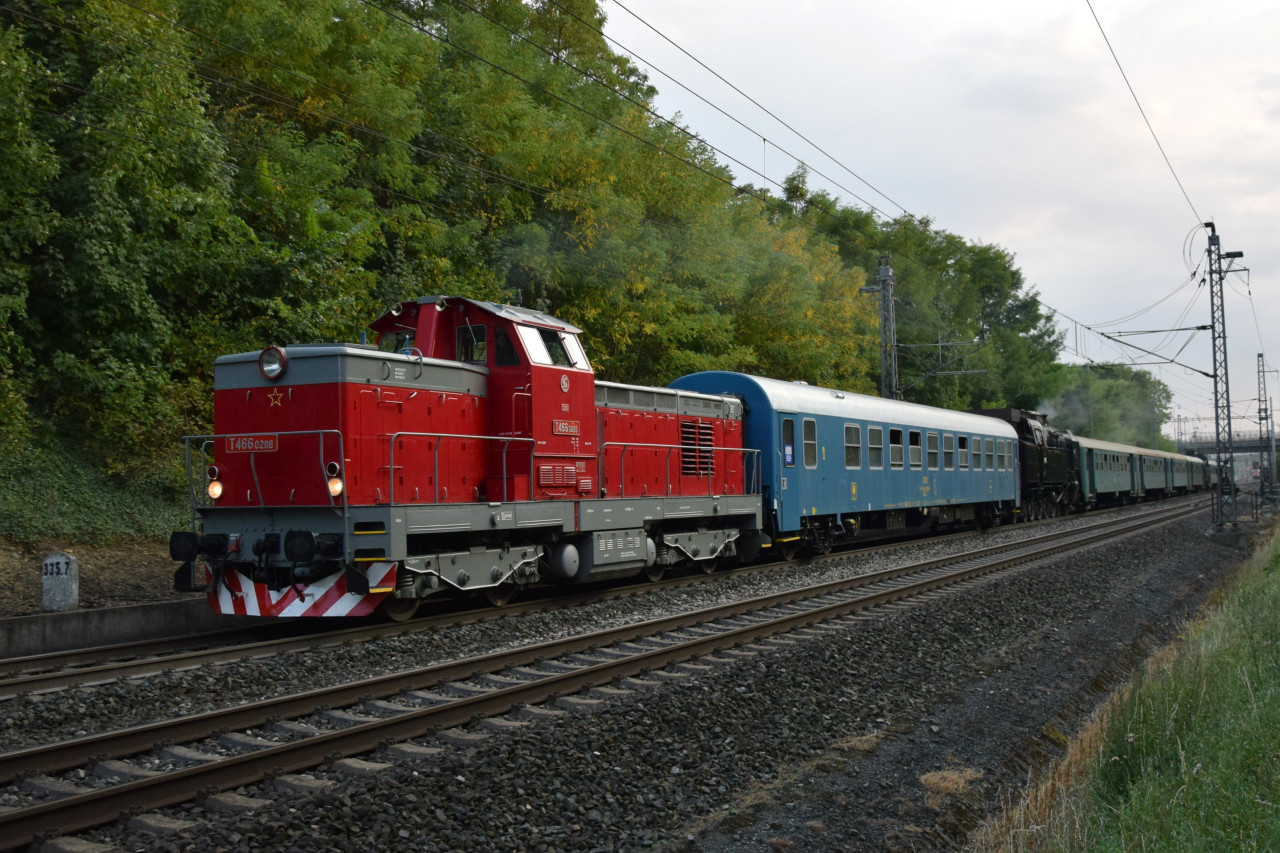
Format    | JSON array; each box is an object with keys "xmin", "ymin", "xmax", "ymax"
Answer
[
  {"xmin": 325, "ymin": 461, "xmax": 343, "ymax": 497},
  {"xmin": 206, "ymin": 465, "xmax": 223, "ymax": 500},
  {"xmin": 258, "ymin": 346, "xmax": 287, "ymax": 381}
]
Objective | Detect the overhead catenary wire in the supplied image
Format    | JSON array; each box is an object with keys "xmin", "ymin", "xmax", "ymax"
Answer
[
  {"xmin": 75, "ymin": 0, "xmax": 773, "ymax": 282},
  {"xmin": 540, "ymin": 0, "xmax": 898, "ymax": 219},
  {"xmin": 19, "ymin": 0, "xmax": 1224, "ymax": 427},
  {"xmin": 1085, "ymin": 0, "xmax": 1202, "ymax": 226},
  {"xmin": 606, "ymin": 0, "xmax": 913, "ymax": 219}
]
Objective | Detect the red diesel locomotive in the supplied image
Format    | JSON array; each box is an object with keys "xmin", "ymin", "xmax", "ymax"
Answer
[{"xmin": 170, "ymin": 296, "xmax": 763, "ymax": 619}]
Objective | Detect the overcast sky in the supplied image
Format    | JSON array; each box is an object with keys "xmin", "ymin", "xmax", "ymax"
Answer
[{"xmin": 601, "ymin": 0, "xmax": 1277, "ymax": 441}]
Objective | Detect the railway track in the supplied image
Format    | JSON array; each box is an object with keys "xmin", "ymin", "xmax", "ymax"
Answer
[
  {"xmin": 0, "ymin": 527, "xmax": 982, "ymax": 698},
  {"xmin": 0, "ymin": 499, "xmax": 1201, "ymax": 850}
]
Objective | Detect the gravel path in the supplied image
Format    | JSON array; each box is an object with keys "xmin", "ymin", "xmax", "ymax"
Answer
[{"xmin": 7, "ymin": 503, "xmax": 1246, "ymax": 852}]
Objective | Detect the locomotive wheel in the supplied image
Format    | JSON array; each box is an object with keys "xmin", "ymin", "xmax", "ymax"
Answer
[
  {"xmin": 484, "ymin": 583, "xmax": 517, "ymax": 607},
  {"xmin": 382, "ymin": 597, "xmax": 420, "ymax": 622},
  {"xmin": 780, "ymin": 543, "xmax": 799, "ymax": 562},
  {"xmin": 645, "ymin": 564, "xmax": 666, "ymax": 583},
  {"xmin": 700, "ymin": 558, "xmax": 718, "ymax": 575}
]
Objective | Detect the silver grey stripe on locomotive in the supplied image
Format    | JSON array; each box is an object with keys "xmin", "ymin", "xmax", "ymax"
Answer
[{"xmin": 214, "ymin": 345, "xmax": 489, "ymax": 397}]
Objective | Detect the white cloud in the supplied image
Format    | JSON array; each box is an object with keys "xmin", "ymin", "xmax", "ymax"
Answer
[{"xmin": 604, "ymin": 0, "xmax": 1280, "ymax": 427}]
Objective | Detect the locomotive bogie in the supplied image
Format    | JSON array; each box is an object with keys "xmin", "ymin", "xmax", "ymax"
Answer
[{"xmin": 398, "ymin": 544, "xmax": 543, "ymax": 597}]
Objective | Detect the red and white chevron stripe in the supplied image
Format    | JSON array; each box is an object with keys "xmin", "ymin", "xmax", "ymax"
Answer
[{"xmin": 206, "ymin": 562, "xmax": 397, "ymax": 617}]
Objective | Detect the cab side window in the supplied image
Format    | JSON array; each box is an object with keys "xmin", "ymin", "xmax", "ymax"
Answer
[
  {"xmin": 456, "ymin": 324, "xmax": 487, "ymax": 363},
  {"xmin": 494, "ymin": 327, "xmax": 520, "ymax": 366}
]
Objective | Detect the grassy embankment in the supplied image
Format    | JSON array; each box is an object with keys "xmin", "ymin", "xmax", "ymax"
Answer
[
  {"xmin": 975, "ymin": 519, "xmax": 1280, "ymax": 852},
  {"xmin": 0, "ymin": 437, "xmax": 185, "ymax": 545}
]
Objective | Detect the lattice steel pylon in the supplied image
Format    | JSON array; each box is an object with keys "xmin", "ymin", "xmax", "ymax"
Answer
[
  {"xmin": 1206, "ymin": 223, "xmax": 1241, "ymax": 528},
  {"xmin": 860, "ymin": 255, "xmax": 900, "ymax": 400},
  {"xmin": 1259, "ymin": 354, "xmax": 1273, "ymax": 500}
]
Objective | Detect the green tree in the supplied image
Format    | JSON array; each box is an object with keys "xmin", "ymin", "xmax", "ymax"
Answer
[{"xmin": 0, "ymin": 25, "xmax": 58, "ymax": 448}]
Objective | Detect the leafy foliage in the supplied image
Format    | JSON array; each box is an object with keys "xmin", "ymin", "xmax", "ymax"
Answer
[{"xmin": 0, "ymin": 0, "xmax": 1072, "ymax": 526}]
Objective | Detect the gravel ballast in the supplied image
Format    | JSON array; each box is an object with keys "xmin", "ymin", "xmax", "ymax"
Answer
[{"xmin": 7, "ymin": 503, "xmax": 1249, "ymax": 851}]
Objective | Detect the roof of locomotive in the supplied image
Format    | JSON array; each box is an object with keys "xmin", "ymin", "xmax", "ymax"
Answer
[
  {"xmin": 412, "ymin": 296, "xmax": 583, "ymax": 334},
  {"xmin": 670, "ymin": 372, "xmax": 1018, "ymax": 438}
]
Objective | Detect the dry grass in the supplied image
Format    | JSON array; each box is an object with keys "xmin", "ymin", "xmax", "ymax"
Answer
[
  {"xmin": 920, "ymin": 766, "xmax": 983, "ymax": 810},
  {"xmin": 966, "ymin": 696, "xmax": 1125, "ymax": 852},
  {"xmin": 834, "ymin": 732, "xmax": 884, "ymax": 752}
]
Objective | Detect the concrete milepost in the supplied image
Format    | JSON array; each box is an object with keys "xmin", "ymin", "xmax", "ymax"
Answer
[{"xmin": 42, "ymin": 551, "xmax": 79, "ymax": 612}]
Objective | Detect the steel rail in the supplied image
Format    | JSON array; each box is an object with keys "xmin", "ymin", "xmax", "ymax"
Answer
[
  {"xmin": 0, "ymin": 501, "xmax": 1202, "ymax": 849},
  {"xmin": 0, "ymin": 518, "xmax": 995, "ymax": 695}
]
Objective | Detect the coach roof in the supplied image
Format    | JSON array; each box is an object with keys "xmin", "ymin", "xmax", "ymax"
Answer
[{"xmin": 671, "ymin": 372, "xmax": 1017, "ymax": 438}]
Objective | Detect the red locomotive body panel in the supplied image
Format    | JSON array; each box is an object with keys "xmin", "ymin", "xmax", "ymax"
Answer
[
  {"xmin": 355, "ymin": 386, "xmax": 487, "ymax": 506},
  {"xmin": 595, "ymin": 381, "xmax": 747, "ymax": 500},
  {"xmin": 211, "ymin": 383, "xmax": 343, "ymax": 507},
  {"xmin": 210, "ymin": 378, "xmax": 487, "ymax": 508},
  {"xmin": 597, "ymin": 409, "xmax": 745, "ymax": 498}
]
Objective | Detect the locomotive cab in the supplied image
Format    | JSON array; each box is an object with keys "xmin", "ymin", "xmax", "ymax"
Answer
[{"xmin": 370, "ymin": 297, "xmax": 599, "ymax": 502}]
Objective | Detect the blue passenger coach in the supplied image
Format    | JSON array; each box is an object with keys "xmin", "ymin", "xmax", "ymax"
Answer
[{"xmin": 670, "ymin": 372, "xmax": 1019, "ymax": 553}]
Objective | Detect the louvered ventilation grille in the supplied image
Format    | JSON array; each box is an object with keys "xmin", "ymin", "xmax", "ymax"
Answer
[{"xmin": 680, "ymin": 420, "xmax": 715, "ymax": 476}]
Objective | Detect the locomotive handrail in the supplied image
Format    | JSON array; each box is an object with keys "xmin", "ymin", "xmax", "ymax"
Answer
[
  {"xmin": 184, "ymin": 430, "xmax": 347, "ymax": 513},
  {"xmin": 387, "ymin": 432, "xmax": 535, "ymax": 505},
  {"xmin": 511, "ymin": 389, "xmax": 532, "ymax": 437},
  {"xmin": 598, "ymin": 442, "xmax": 761, "ymax": 499}
]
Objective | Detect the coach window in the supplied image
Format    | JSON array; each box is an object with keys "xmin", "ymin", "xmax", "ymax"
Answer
[
  {"xmin": 803, "ymin": 418, "xmax": 818, "ymax": 468},
  {"xmin": 943, "ymin": 434, "xmax": 955, "ymax": 470},
  {"xmin": 957, "ymin": 436, "xmax": 969, "ymax": 470},
  {"xmin": 844, "ymin": 424, "xmax": 862, "ymax": 469},
  {"xmin": 985, "ymin": 438, "xmax": 995, "ymax": 471},
  {"xmin": 927, "ymin": 433, "xmax": 939, "ymax": 470},
  {"xmin": 889, "ymin": 429, "xmax": 904, "ymax": 470},
  {"xmin": 972, "ymin": 437, "xmax": 983, "ymax": 470},
  {"xmin": 456, "ymin": 324, "xmax": 487, "ymax": 363},
  {"xmin": 782, "ymin": 418, "xmax": 796, "ymax": 468},
  {"xmin": 908, "ymin": 430, "xmax": 922, "ymax": 469},
  {"xmin": 868, "ymin": 426, "xmax": 884, "ymax": 469}
]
